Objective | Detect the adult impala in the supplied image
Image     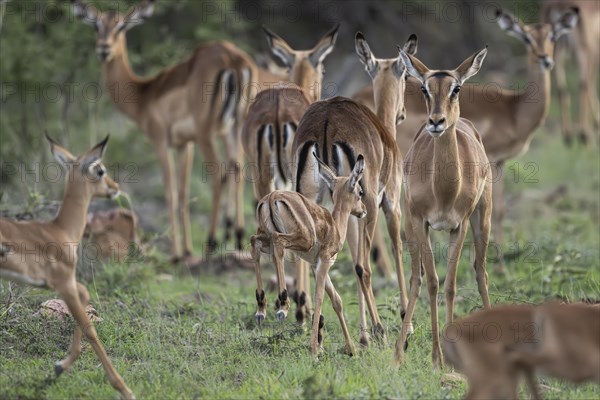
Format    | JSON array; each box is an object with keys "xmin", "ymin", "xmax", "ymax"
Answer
[
  {"xmin": 394, "ymin": 47, "xmax": 493, "ymax": 368},
  {"xmin": 242, "ymin": 25, "xmax": 339, "ymax": 323},
  {"xmin": 292, "ymin": 34, "xmax": 417, "ymax": 346},
  {"xmin": 542, "ymin": 0, "xmax": 600, "ymax": 145},
  {"xmin": 73, "ymin": 0, "xmax": 256, "ymax": 259},
  {"xmin": 355, "ymin": 8, "xmax": 579, "ymax": 269},
  {"xmin": 251, "ymin": 155, "xmax": 366, "ymax": 355},
  {"xmin": 0, "ymin": 134, "xmax": 133, "ymax": 399}
]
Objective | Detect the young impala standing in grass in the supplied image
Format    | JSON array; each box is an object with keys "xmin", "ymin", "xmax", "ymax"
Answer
[
  {"xmin": 355, "ymin": 8, "xmax": 579, "ymax": 270},
  {"xmin": 0, "ymin": 134, "xmax": 134, "ymax": 399},
  {"xmin": 242, "ymin": 25, "xmax": 339, "ymax": 324},
  {"xmin": 292, "ymin": 34, "xmax": 417, "ymax": 346},
  {"xmin": 251, "ymin": 155, "xmax": 366, "ymax": 355},
  {"xmin": 73, "ymin": 0, "xmax": 256, "ymax": 258},
  {"xmin": 394, "ymin": 47, "xmax": 493, "ymax": 368}
]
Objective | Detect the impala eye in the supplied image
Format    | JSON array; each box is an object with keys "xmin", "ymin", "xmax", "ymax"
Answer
[
  {"xmin": 98, "ymin": 168, "xmax": 105, "ymax": 177},
  {"xmin": 421, "ymin": 86, "xmax": 428, "ymax": 95},
  {"xmin": 359, "ymin": 189, "xmax": 364, "ymax": 198},
  {"xmin": 452, "ymin": 86, "xmax": 461, "ymax": 95}
]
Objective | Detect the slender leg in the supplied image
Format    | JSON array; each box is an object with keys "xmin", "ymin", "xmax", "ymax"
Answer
[
  {"xmin": 303, "ymin": 259, "xmax": 312, "ymax": 319},
  {"xmin": 470, "ymin": 193, "xmax": 492, "ymax": 310},
  {"xmin": 381, "ymin": 196, "xmax": 409, "ymax": 324},
  {"xmin": 197, "ymin": 138, "xmax": 224, "ymax": 254},
  {"xmin": 59, "ymin": 281, "xmax": 134, "ymax": 399},
  {"xmin": 176, "ymin": 142, "xmax": 195, "ymax": 257},
  {"xmin": 347, "ymin": 215, "xmax": 369, "ymax": 346},
  {"xmin": 553, "ymin": 45, "xmax": 574, "ymax": 144},
  {"xmin": 155, "ymin": 143, "xmax": 182, "ymax": 260},
  {"xmin": 491, "ymin": 162, "xmax": 506, "ymax": 272},
  {"xmin": 271, "ymin": 233, "xmax": 290, "ymax": 321},
  {"xmin": 524, "ymin": 369, "xmax": 542, "ymax": 400},
  {"xmin": 55, "ymin": 282, "xmax": 87, "ymax": 375},
  {"xmin": 575, "ymin": 49, "xmax": 592, "ymax": 144},
  {"xmin": 324, "ymin": 274, "xmax": 356, "ymax": 356},
  {"xmin": 310, "ymin": 259, "xmax": 329, "ymax": 355},
  {"xmin": 357, "ymin": 208, "xmax": 385, "ymax": 343},
  {"xmin": 394, "ymin": 212, "xmax": 423, "ymax": 366},
  {"xmin": 251, "ymin": 233, "xmax": 268, "ymax": 325},
  {"xmin": 372, "ymin": 226, "xmax": 393, "ymax": 279},
  {"xmin": 444, "ymin": 223, "xmax": 469, "ymax": 326}
]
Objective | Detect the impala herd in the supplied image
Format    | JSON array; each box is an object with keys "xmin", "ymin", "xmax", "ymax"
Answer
[{"xmin": 0, "ymin": 1, "xmax": 599, "ymax": 399}]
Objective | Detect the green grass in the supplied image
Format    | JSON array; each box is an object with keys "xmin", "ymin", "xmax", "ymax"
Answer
[{"xmin": 1, "ymin": 132, "xmax": 599, "ymax": 399}]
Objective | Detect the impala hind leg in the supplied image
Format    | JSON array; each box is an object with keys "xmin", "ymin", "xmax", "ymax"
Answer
[
  {"xmin": 394, "ymin": 211, "xmax": 423, "ymax": 366},
  {"xmin": 356, "ymin": 207, "xmax": 385, "ymax": 344},
  {"xmin": 491, "ymin": 163, "xmax": 506, "ymax": 273},
  {"xmin": 59, "ymin": 282, "xmax": 134, "ymax": 399},
  {"xmin": 347, "ymin": 216, "xmax": 369, "ymax": 346},
  {"xmin": 176, "ymin": 143, "xmax": 195, "ymax": 257},
  {"xmin": 293, "ymin": 257, "xmax": 311, "ymax": 324},
  {"xmin": 309, "ymin": 259, "xmax": 331, "ymax": 355},
  {"xmin": 271, "ymin": 233, "xmax": 310, "ymax": 321},
  {"xmin": 197, "ymin": 138, "xmax": 224, "ymax": 254},
  {"xmin": 372, "ymin": 227, "xmax": 392, "ymax": 279},
  {"xmin": 251, "ymin": 233, "xmax": 269, "ymax": 325}
]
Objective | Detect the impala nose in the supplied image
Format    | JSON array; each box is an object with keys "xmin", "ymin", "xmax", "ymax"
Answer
[
  {"xmin": 426, "ymin": 116, "xmax": 446, "ymax": 136},
  {"xmin": 96, "ymin": 45, "xmax": 110, "ymax": 61},
  {"xmin": 540, "ymin": 55, "xmax": 554, "ymax": 70}
]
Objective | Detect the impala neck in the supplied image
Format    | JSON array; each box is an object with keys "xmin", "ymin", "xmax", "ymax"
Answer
[
  {"xmin": 102, "ymin": 35, "xmax": 143, "ymax": 121},
  {"xmin": 54, "ymin": 177, "xmax": 92, "ymax": 242},
  {"xmin": 331, "ymin": 204, "xmax": 351, "ymax": 248},
  {"xmin": 374, "ymin": 86, "xmax": 400, "ymax": 136},
  {"xmin": 515, "ymin": 56, "xmax": 551, "ymax": 135},
  {"xmin": 432, "ymin": 124, "xmax": 461, "ymax": 199}
]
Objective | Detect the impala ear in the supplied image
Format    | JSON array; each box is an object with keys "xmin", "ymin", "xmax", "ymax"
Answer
[
  {"xmin": 355, "ymin": 31, "xmax": 378, "ymax": 78},
  {"xmin": 118, "ymin": 0, "xmax": 154, "ymax": 32},
  {"xmin": 398, "ymin": 50, "xmax": 428, "ymax": 83},
  {"xmin": 308, "ymin": 23, "xmax": 340, "ymax": 67},
  {"xmin": 402, "ymin": 33, "xmax": 418, "ymax": 56},
  {"xmin": 314, "ymin": 152, "xmax": 337, "ymax": 191},
  {"xmin": 72, "ymin": 0, "xmax": 98, "ymax": 26},
  {"xmin": 552, "ymin": 7, "xmax": 579, "ymax": 40},
  {"xmin": 348, "ymin": 155, "xmax": 365, "ymax": 191},
  {"xmin": 496, "ymin": 9, "xmax": 529, "ymax": 44},
  {"xmin": 81, "ymin": 135, "xmax": 109, "ymax": 169},
  {"xmin": 45, "ymin": 131, "xmax": 76, "ymax": 167},
  {"xmin": 454, "ymin": 46, "xmax": 488, "ymax": 84},
  {"xmin": 263, "ymin": 25, "xmax": 295, "ymax": 68}
]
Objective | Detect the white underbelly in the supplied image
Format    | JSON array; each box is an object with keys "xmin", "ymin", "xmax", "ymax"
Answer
[{"xmin": 169, "ymin": 116, "xmax": 196, "ymax": 146}]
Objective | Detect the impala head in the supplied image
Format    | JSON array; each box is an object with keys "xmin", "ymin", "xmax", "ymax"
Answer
[
  {"xmin": 355, "ymin": 32, "xmax": 418, "ymax": 125},
  {"xmin": 496, "ymin": 7, "xmax": 578, "ymax": 71},
  {"xmin": 45, "ymin": 132, "xmax": 119, "ymax": 199},
  {"xmin": 263, "ymin": 24, "xmax": 339, "ymax": 102},
  {"xmin": 315, "ymin": 153, "xmax": 366, "ymax": 219},
  {"xmin": 72, "ymin": 0, "xmax": 154, "ymax": 62},
  {"xmin": 400, "ymin": 47, "xmax": 488, "ymax": 137}
]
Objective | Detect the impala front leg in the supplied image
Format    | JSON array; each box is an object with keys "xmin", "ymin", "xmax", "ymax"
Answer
[
  {"xmin": 59, "ymin": 281, "xmax": 134, "ymax": 399},
  {"xmin": 155, "ymin": 142, "xmax": 182, "ymax": 261},
  {"xmin": 310, "ymin": 259, "xmax": 330, "ymax": 355},
  {"xmin": 491, "ymin": 162, "xmax": 506, "ymax": 273}
]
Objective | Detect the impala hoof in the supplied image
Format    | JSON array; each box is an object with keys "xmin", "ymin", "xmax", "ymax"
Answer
[
  {"xmin": 255, "ymin": 312, "xmax": 265, "ymax": 326},
  {"xmin": 54, "ymin": 363, "xmax": 64, "ymax": 377},
  {"xmin": 276, "ymin": 309, "xmax": 287, "ymax": 322}
]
